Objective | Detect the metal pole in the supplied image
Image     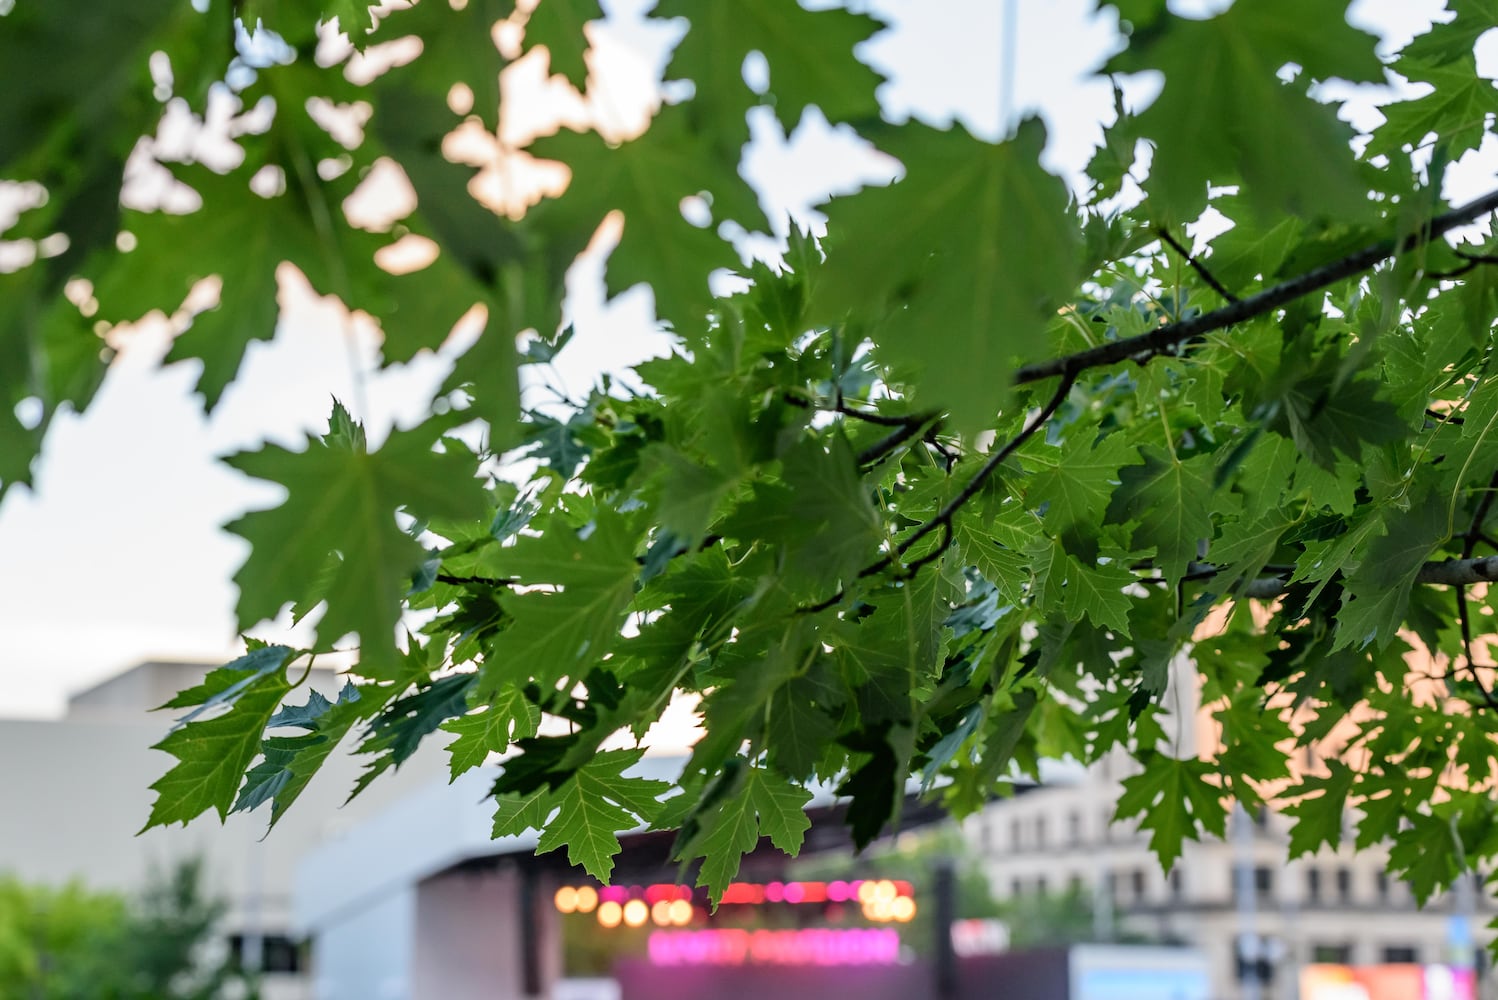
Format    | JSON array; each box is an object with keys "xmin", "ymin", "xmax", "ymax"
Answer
[
  {"xmin": 934, "ymin": 858, "xmax": 958, "ymax": 1000},
  {"xmin": 1234, "ymin": 805, "xmax": 1261, "ymax": 1000}
]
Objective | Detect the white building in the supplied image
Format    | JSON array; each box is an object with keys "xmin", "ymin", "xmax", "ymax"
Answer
[{"xmin": 0, "ymin": 659, "xmax": 449, "ymax": 999}]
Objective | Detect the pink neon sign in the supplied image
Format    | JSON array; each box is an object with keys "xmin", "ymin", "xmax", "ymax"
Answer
[{"xmin": 647, "ymin": 928, "xmax": 901, "ymax": 967}]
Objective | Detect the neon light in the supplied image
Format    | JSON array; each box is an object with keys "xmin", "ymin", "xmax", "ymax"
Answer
[
  {"xmin": 556, "ymin": 879, "xmax": 914, "ymax": 914},
  {"xmin": 649, "ymin": 929, "xmax": 901, "ymax": 967},
  {"xmin": 598, "ymin": 901, "xmax": 622, "ymax": 928},
  {"xmin": 623, "ymin": 899, "xmax": 649, "ymax": 927}
]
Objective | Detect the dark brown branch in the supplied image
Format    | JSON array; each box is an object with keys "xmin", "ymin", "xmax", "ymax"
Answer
[
  {"xmin": 857, "ymin": 414, "xmax": 940, "ymax": 467},
  {"xmin": 1016, "ymin": 187, "xmax": 1498, "ymax": 387},
  {"xmin": 435, "ymin": 573, "xmax": 519, "ymax": 588},
  {"xmin": 1158, "ymin": 227, "xmax": 1239, "ymax": 303},
  {"xmin": 783, "ymin": 391, "xmax": 935, "ymax": 429}
]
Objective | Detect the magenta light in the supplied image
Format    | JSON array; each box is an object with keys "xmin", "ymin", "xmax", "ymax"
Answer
[
  {"xmin": 765, "ymin": 882, "xmax": 785, "ymax": 902},
  {"xmin": 648, "ymin": 929, "xmax": 901, "ymax": 967},
  {"xmin": 782, "ymin": 882, "xmax": 805, "ymax": 904},
  {"xmin": 600, "ymin": 886, "xmax": 629, "ymax": 904},
  {"xmin": 828, "ymin": 881, "xmax": 850, "ymax": 902}
]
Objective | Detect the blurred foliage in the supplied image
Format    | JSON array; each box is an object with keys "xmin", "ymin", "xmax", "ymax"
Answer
[{"xmin": 0, "ymin": 860, "xmax": 255, "ymax": 1000}]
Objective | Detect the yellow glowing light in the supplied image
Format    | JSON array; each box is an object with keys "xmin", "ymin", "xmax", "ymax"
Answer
[
  {"xmin": 892, "ymin": 897, "xmax": 916, "ymax": 922},
  {"xmin": 856, "ymin": 881, "xmax": 877, "ymax": 904},
  {"xmin": 874, "ymin": 880, "xmax": 898, "ymax": 904},
  {"xmin": 554, "ymin": 886, "xmax": 579, "ymax": 913},
  {"xmin": 598, "ymin": 901, "xmax": 623, "ymax": 928},
  {"xmin": 668, "ymin": 899, "xmax": 693, "ymax": 925},
  {"xmin": 623, "ymin": 899, "xmax": 649, "ymax": 928},
  {"xmin": 575, "ymin": 886, "xmax": 598, "ymax": 913},
  {"xmin": 651, "ymin": 900, "xmax": 673, "ymax": 926}
]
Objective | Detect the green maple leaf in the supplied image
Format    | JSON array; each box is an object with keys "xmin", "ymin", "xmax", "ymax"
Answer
[
  {"xmin": 480, "ymin": 507, "xmax": 643, "ymax": 692},
  {"xmin": 1061, "ymin": 554, "xmax": 1135, "ymax": 636},
  {"xmin": 1104, "ymin": 447, "xmax": 1216, "ymax": 585},
  {"xmin": 1114, "ymin": 753, "xmax": 1227, "ymax": 871},
  {"xmin": 103, "ymin": 166, "xmax": 375, "ymax": 409},
  {"xmin": 227, "ymin": 406, "xmax": 489, "ymax": 667},
  {"xmin": 528, "ymin": 106, "xmax": 767, "ymax": 327},
  {"xmin": 1401, "ymin": 0, "xmax": 1498, "ymax": 66},
  {"xmin": 1388, "ymin": 812, "xmax": 1462, "ymax": 906},
  {"xmin": 143, "ymin": 663, "xmax": 293, "ymax": 829},
  {"xmin": 501, "ymin": 749, "xmax": 670, "ymax": 882},
  {"xmin": 676, "ymin": 763, "xmax": 813, "ymax": 901},
  {"xmin": 233, "ymin": 682, "xmax": 366, "ymax": 826},
  {"xmin": 441, "ymin": 688, "xmax": 542, "ymax": 781},
  {"xmin": 657, "ymin": 0, "xmax": 884, "ymax": 148},
  {"xmin": 373, "ymin": 0, "xmax": 512, "ymax": 127},
  {"xmin": 1109, "ymin": 0, "xmax": 1381, "ymax": 222},
  {"xmin": 1026, "ymin": 431, "xmax": 1135, "ymax": 533},
  {"xmin": 523, "ymin": 0, "xmax": 603, "ymax": 91},
  {"xmin": 720, "ymin": 433, "xmax": 883, "ymax": 592},
  {"xmin": 817, "ymin": 118, "xmax": 1081, "ymax": 431},
  {"xmin": 1368, "ymin": 58, "xmax": 1498, "ymax": 161},
  {"xmin": 1282, "ymin": 760, "xmax": 1356, "ymax": 857},
  {"xmin": 1334, "ymin": 501, "xmax": 1448, "ymax": 650}
]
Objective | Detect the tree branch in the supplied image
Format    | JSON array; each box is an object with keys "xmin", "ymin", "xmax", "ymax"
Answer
[
  {"xmin": 1157, "ymin": 227, "xmax": 1239, "ymax": 303},
  {"xmin": 1016, "ymin": 187, "xmax": 1498, "ymax": 387}
]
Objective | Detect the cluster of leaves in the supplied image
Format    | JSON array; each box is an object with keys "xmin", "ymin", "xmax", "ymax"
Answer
[
  {"xmin": 12, "ymin": 0, "xmax": 1498, "ymax": 911},
  {"xmin": 0, "ymin": 861, "xmax": 253, "ymax": 1000}
]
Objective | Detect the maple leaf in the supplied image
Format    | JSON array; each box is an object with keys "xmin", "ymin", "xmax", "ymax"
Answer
[
  {"xmin": 1104, "ymin": 447, "xmax": 1217, "ymax": 585},
  {"xmin": 523, "ymin": 0, "xmax": 603, "ymax": 92},
  {"xmin": 441, "ymin": 689, "xmax": 542, "ymax": 781},
  {"xmin": 143, "ymin": 658, "xmax": 293, "ymax": 830},
  {"xmin": 1114, "ymin": 753, "xmax": 1227, "ymax": 871},
  {"xmin": 493, "ymin": 749, "xmax": 669, "ymax": 882},
  {"xmin": 527, "ymin": 106, "xmax": 768, "ymax": 328},
  {"xmin": 1109, "ymin": 0, "xmax": 1382, "ymax": 222},
  {"xmin": 479, "ymin": 508, "xmax": 644, "ymax": 693},
  {"xmin": 817, "ymin": 118, "xmax": 1081, "ymax": 431},
  {"xmin": 226, "ymin": 405, "xmax": 489, "ymax": 668},
  {"xmin": 675, "ymin": 762, "xmax": 813, "ymax": 902},
  {"xmin": 657, "ymin": 0, "xmax": 885, "ymax": 149},
  {"xmin": 1282, "ymin": 760, "xmax": 1356, "ymax": 858}
]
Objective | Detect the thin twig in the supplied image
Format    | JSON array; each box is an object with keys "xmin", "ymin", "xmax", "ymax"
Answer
[
  {"xmin": 782, "ymin": 391, "xmax": 935, "ymax": 429},
  {"xmin": 1157, "ymin": 227, "xmax": 1239, "ymax": 303},
  {"xmin": 1016, "ymin": 187, "xmax": 1498, "ymax": 386}
]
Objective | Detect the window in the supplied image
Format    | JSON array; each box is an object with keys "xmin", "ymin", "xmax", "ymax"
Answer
[
  {"xmin": 1011, "ymin": 877, "xmax": 1023, "ymax": 898},
  {"xmin": 229, "ymin": 934, "xmax": 304, "ymax": 975},
  {"xmin": 1336, "ymin": 867, "xmax": 1353, "ymax": 904},
  {"xmin": 1036, "ymin": 875, "xmax": 1048, "ymax": 897},
  {"xmin": 1383, "ymin": 946, "xmax": 1419, "ymax": 964},
  {"xmin": 1313, "ymin": 944, "xmax": 1352, "ymax": 964},
  {"xmin": 1130, "ymin": 869, "xmax": 1148, "ymax": 903},
  {"xmin": 1011, "ymin": 817, "xmax": 1023, "ymax": 851},
  {"xmin": 1168, "ymin": 868, "xmax": 1183, "ymax": 900},
  {"xmin": 1375, "ymin": 869, "xmax": 1389, "ymax": 902},
  {"xmin": 1068, "ymin": 874, "xmax": 1083, "ymax": 897},
  {"xmin": 1067, "ymin": 810, "xmax": 1082, "ymax": 846},
  {"xmin": 1306, "ymin": 868, "xmax": 1322, "ymax": 904},
  {"xmin": 1035, "ymin": 816, "xmax": 1047, "ymax": 848},
  {"xmin": 1253, "ymin": 866, "xmax": 1274, "ymax": 899}
]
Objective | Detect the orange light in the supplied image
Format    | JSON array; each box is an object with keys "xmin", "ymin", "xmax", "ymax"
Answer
[
  {"xmin": 856, "ymin": 881, "xmax": 876, "ymax": 904},
  {"xmin": 874, "ymin": 880, "xmax": 897, "ymax": 904},
  {"xmin": 575, "ymin": 886, "xmax": 598, "ymax": 913},
  {"xmin": 598, "ymin": 901, "xmax": 623, "ymax": 928},
  {"xmin": 668, "ymin": 899, "xmax": 693, "ymax": 925},
  {"xmin": 555, "ymin": 886, "xmax": 579, "ymax": 913},
  {"xmin": 892, "ymin": 897, "xmax": 916, "ymax": 922},
  {"xmin": 652, "ymin": 900, "xmax": 673, "ymax": 926},
  {"xmin": 623, "ymin": 899, "xmax": 649, "ymax": 927}
]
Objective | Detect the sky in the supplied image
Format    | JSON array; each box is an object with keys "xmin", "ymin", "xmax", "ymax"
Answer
[{"xmin": 0, "ymin": 0, "xmax": 1470, "ymax": 716}]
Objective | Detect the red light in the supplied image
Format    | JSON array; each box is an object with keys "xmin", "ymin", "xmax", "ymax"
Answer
[
  {"xmin": 893, "ymin": 881, "xmax": 914, "ymax": 898},
  {"xmin": 645, "ymin": 884, "xmax": 676, "ymax": 903},
  {"xmin": 720, "ymin": 883, "xmax": 765, "ymax": 904}
]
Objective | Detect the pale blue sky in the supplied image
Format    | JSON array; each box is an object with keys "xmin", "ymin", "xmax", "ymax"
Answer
[{"xmin": 0, "ymin": 0, "xmax": 1461, "ymax": 715}]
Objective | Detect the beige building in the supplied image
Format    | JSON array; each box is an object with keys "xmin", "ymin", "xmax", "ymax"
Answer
[{"xmin": 966, "ymin": 648, "xmax": 1491, "ymax": 1000}]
